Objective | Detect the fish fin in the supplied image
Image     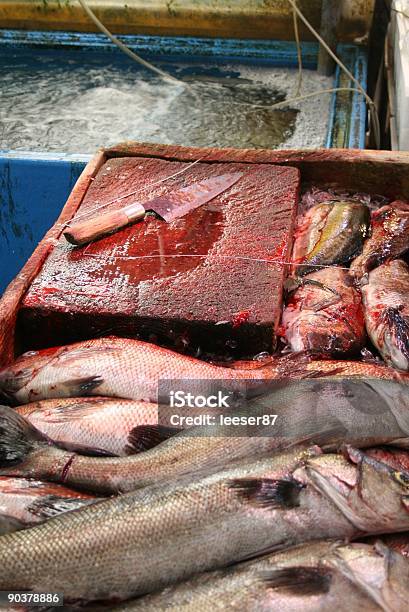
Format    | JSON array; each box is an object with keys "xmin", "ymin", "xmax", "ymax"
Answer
[
  {"xmin": 28, "ymin": 495, "xmax": 94, "ymax": 519},
  {"xmin": 260, "ymin": 566, "xmax": 332, "ymax": 596},
  {"xmin": 44, "ymin": 399, "xmax": 108, "ymax": 422},
  {"xmin": 281, "ymin": 424, "xmax": 347, "ymax": 453},
  {"xmin": 126, "ymin": 425, "xmax": 181, "ymax": 454},
  {"xmin": 228, "ymin": 477, "xmax": 303, "ymax": 509},
  {"xmin": 0, "ymin": 406, "xmax": 46, "ymax": 467},
  {"xmin": 61, "ymin": 376, "xmax": 104, "ymax": 396}
]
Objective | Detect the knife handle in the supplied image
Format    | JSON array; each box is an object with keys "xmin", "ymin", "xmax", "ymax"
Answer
[{"xmin": 64, "ymin": 203, "xmax": 146, "ymax": 246}]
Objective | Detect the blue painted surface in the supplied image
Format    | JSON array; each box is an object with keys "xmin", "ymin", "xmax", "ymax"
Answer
[
  {"xmin": 0, "ymin": 155, "xmax": 86, "ymax": 295},
  {"xmin": 0, "ymin": 29, "xmax": 320, "ymax": 69},
  {"xmin": 325, "ymin": 45, "xmax": 368, "ymax": 149}
]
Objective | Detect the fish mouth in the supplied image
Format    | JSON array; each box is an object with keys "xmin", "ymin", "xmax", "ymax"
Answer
[{"xmin": 305, "ymin": 462, "xmax": 369, "ymax": 532}]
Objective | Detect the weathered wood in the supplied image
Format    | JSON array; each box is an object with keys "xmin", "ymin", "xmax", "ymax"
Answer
[
  {"xmin": 0, "ymin": 151, "xmax": 106, "ymax": 367},
  {"xmin": 105, "ymin": 143, "xmax": 409, "ymax": 199},
  {"xmin": 2, "ymin": 143, "xmax": 409, "ymax": 367},
  {"xmin": 317, "ymin": 0, "xmax": 340, "ymax": 76},
  {"xmin": 0, "ymin": 0, "xmax": 322, "ymax": 42}
]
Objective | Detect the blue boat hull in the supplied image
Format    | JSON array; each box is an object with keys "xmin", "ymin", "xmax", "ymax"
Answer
[{"xmin": 0, "ymin": 153, "xmax": 87, "ymax": 295}]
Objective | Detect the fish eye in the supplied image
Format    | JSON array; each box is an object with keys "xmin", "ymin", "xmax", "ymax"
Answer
[{"xmin": 393, "ymin": 471, "xmax": 409, "ymax": 488}]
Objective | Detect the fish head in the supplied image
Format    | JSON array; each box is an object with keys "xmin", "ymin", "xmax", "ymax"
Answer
[
  {"xmin": 0, "ymin": 344, "xmax": 104, "ymax": 404},
  {"xmin": 0, "ymin": 348, "xmax": 60, "ymax": 404},
  {"xmin": 305, "ymin": 446, "xmax": 409, "ymax": 533},
  {"xmin": 380, "ymin": 307, "xmax": 409, "ymax": 372}
]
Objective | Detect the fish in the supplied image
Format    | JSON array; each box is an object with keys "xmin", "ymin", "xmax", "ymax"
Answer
[
  {"xmin": 274, "ymin": 351, "xmax": 409, "ymax": 382},
  {"xmin": 0, "ymin": 337, "xmax": 280, "ymax": 405},
  {"xmin": 291, "ymin": 200, "xmax": 370, "ymax": 276},
  {"xmin": 281, "ymin": 267, "xmax": 365, "ymax": 356},
  {"xmin": 0, "ymin": 445, "xmax": 408, "ymax": 602},
  {"xmin": 367, "ymin": 533, "xmax": 409, "ymax": 559},
  {"xmin": 364, "ymin": 447, "xmax": 409, "ymax": 472},
  {"xmin": 3, "ymin": 377, "xmax": 409, "ymax": 494},
  {"xmin": 351, "ymin": 200, "xmax": 409, "ymax": 278},
  {"xmin": 16, "ymin": 397, "xmax": 180, "ymax": 457},
  {"xmin": 111, "ymin": 540, "xmax": 409, "ymax": 611},
  {"xmin": 361, "ymin": 259, "xmax": 409, "ymax": 371},
  {"xmin": 0, "ymin": 477, "xmax": 96, "ymax": 535}
]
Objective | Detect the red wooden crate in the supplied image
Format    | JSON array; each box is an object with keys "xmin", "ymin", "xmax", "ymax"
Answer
[{"xmin": 1, "ymin": 144, "xmax": 409, "ymax": 367}]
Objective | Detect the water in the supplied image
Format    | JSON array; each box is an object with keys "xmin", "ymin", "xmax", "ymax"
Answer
[{"xmin": 0, "ymin": 49, "xmax": 331, "ymax": 153}]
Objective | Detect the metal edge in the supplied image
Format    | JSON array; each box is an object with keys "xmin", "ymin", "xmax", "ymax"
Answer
[
  {"xmin": 325, "ymin": 44, "xmax": 368, "ymax": 149},
  {"xmin": 0, "ymin": 29, "xmax": 319, "ymax": 68},
  {"xmin": 348, "ymin": 47, "xmax": 368, "ymax": 149}
]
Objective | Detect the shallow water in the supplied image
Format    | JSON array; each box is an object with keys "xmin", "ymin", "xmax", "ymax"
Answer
[{"xmin": 0, "ymin": 50, "xmax": 330, "ymax": 153}]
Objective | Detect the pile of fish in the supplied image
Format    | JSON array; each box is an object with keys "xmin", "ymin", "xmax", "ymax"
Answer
[
  {"xmin": 283, "ymin": 198, "xmax": 409, "ymax": 370},
  {"xmin": 0, "ymin": 194, "xmax": 408, "ymax": 609}
]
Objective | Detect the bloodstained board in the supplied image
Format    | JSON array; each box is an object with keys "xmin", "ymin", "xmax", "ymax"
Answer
[{"xmin": 19, "ymin": 157, "xmax": 300, "ymax": 358}]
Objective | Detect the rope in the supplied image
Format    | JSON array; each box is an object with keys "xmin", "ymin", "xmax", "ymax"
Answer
[
  {"xmin": 285, "ymin": 0, "xmax": 381, "ymax": 149},
  {"xmin": 292, "ymin": 1, "xmax": 303, "ymax": 97},
  {"xmin": 77, "ymin": 0, "xmax": 183, "ymax": 85}
]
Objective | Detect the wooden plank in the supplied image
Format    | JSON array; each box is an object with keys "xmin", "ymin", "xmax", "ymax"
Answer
[
  {"xmin": 0, "ymin": 0, "xmax": 323, "ymax": 42},
  {"xmin": 105, "ymin": 143, "xmax": 409, "ymax": 199}
]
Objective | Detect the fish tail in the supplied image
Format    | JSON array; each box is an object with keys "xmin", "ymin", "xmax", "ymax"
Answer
[{"xmin": 0, "ymin": 405, "xmax": 46, "ymax": 467}]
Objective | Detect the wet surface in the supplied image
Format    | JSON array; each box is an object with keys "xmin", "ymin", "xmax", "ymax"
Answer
[{"xmin": 19, "ymin": 157, "xmax": 300, "ymax": 357}]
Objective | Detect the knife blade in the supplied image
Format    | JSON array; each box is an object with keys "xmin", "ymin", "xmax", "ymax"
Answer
[{"xmin": 64, "ymin": 172, "xmax": 243, "ymax": 247}]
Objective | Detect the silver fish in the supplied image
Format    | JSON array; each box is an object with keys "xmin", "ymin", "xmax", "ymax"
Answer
[
  {"xmin": 0, "ymin": 445, "xmax": 408, "ymax": 602},
  {"xmin": 16, "ymin": 397, "xmax": 179, "ymax": 456},
  {"xmin": 0, "ymin": 337, "xmax": 279, "ymax": 405},
  {"xmin": 112, "ymin": 540, "xmax": 409, "ymax": 611},
  {"xmin": 3, "ymin": 378, "xmax": 409, "ymax": 494}
]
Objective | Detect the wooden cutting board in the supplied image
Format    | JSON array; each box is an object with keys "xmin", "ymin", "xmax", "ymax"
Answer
[{"xmin": 19, "ymin": 156, "xmax": 300, "ymax": 358}]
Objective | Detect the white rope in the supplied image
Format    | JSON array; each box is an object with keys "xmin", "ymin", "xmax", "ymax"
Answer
[
  {"xmin": 77, "ymin": 0, "xmax": 183, "ymax": 85},
  {"xmin": 292, "ymin": 1, "xmax": 303, "ymax": 97},
  {"xmin": 285, "ymin": 0, "xmax": 380, "ymax": 149}
]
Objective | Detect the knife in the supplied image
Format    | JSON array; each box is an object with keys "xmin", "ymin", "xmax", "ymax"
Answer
[{"xmin": 64, "ymin": 172, "xmax": 243, "ymax": 247}]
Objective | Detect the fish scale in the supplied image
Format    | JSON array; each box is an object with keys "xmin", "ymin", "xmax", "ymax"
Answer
[
  {"xmin": 362, "ymin": 260, "xmax": 409, "ymax": 371},
  {"xmin": 16, "ymin": 397, "xmax": 169, "ymax": 456},
  {"xmin": 112, "ymin": 541, "xmax": 409, "ymax": 611},
  {"xmin": 0, "ymin": 336, "xmax": 280, "ymax": 406},
  {"xmin": 0, "ymin": 446, "xmax": 409, "ymax": 602}
]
